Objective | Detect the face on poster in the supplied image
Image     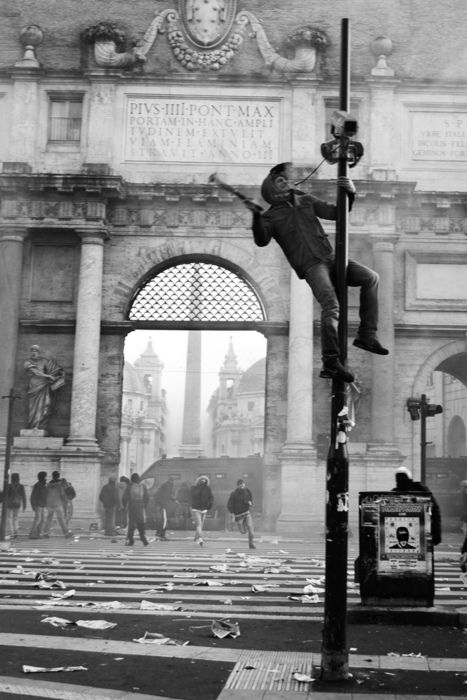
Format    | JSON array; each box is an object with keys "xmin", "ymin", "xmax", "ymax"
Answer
[
  {"xmin": 378, "ymin": 501, "xmax": 428, "ymax": 573},
  {"xmin": 384, "ymin": 516, "xmax": 420, "ymax": 552}
]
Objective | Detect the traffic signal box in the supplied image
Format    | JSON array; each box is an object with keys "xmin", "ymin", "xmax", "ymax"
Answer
[{"xmin": 355, "ymin": 491, "xmax": 435, "ymax": 606}]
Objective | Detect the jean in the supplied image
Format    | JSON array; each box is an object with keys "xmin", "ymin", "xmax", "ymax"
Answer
[
  {"xmin": 64, "ymin": 501, "xmax": 73, "ymax": 527},
  {"xmin": 30, "ymin": 506, "xmax": 46, "ymax": 537},
  {"xmin": 43, "ymin": 505, "xmax": 69, "ymax": 535},
  {"xmin": 7, "ymin": 508, "xmax": 20, "ymax": 536},
  {"xmin": 192, "ymin": 509, "xmax": 207, "ymax": 540},
  {"xmin": 234, "ymin": 511, "xmax": 254, "ymax": 547},
  {"xmin": 304, "ymin": 257, "xmax": 379, "ymax": 362}
]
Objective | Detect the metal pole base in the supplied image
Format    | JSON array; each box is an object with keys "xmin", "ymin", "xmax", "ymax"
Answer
[{"xmin": 320, "ymin": 650, "xmax": 350, "ymax": 682}]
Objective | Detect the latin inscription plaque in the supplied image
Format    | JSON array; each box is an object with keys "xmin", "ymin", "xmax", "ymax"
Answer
[
  {"xmin": 411, "ymin": 111, "xmax": 467, "ymax": 161},
  {"xmin": 125, "ymin": 96, "xmax": 281, "ymax": 164}
]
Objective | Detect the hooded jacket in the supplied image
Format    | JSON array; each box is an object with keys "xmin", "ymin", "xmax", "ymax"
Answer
[
  {"xmin": 252, "ymin": 171, "xmax": 353, "ymax": 278},
  {"xmin": 392, "ymin": 474, "xmax": 442, "ymax": 546},
  {"xmin": 190, "ymin": 476, "xmax": 214, "ymax": 511}
]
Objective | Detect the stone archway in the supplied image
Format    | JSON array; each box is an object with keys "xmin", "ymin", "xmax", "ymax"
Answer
[
  {"xmin": 412, "ymin": 339, "xmax": 467, "ymax": 395},
  {"xmin": 123, "ymin": 254, "xmax": 288, "ymax": 530},
  {"xmin": 410, "ymin": 339, "xmax": 467, "ymax": 466}
]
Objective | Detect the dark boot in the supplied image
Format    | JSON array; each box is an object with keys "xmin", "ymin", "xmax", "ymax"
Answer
[
  {"xmin": 353, "ymin": 336, "xmax": 389, "ymax": 355},
  {"xmin": 320, "ymin": 359, "xmax": 354, "ymax": 383}
]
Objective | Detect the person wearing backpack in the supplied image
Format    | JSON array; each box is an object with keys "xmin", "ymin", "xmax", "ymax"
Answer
[
  {"xmin": 6, "ymin": 473, "xmax": 26, "ymax": 539},
  {"xmin": 122, "ymin": 473, "xmax": 149, "ymax": 546}
]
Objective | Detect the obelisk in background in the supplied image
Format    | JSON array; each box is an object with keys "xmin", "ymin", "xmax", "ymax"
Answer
[{"xmin": 179, "ymin": 329, "xmax": 204, "ymax": 457}]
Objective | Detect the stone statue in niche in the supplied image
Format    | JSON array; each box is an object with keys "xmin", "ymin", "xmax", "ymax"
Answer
[
  {"xmin": 24, "ymin": 344, "xmax": 65, "ymax": 431},
  {"xmin": 82, "ymin": 2, "xmax": 328, "ymax": 74}
]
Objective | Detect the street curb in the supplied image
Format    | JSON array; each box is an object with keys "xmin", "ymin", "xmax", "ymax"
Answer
[{"xmin": 347, "ymin": 603, "xmax": 463, "ymax": 627}]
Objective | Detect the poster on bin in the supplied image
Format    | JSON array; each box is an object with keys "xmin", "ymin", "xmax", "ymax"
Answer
[{"xmin": 378, "ymin": 500, "xmax": 428, "ymax": 573}]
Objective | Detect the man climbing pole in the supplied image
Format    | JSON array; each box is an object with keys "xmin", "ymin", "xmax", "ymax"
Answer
[{"xmin": 243, "ymin": 163, "xmax": 388, "ymax": 383}]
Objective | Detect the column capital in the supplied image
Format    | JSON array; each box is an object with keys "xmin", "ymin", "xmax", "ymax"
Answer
[
  {"xmin": 0, "ymin": 224, "xmax": 28, "ymax": 243},
  {"xmin": 370, "ymin": 233, "xmax": 400, "ymax": 251},
  {"xmin": 75, "ymin": 226, "xmax": 109, "ymax": 244}
]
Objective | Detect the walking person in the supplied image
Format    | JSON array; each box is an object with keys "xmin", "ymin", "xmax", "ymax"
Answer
[
  {"xmin": 5, "ymin": 473, "xmax": 26, "ymax": 539},
  {"xmin": 123, "ymin": 473, "xmax": 149, "ymax": 546},
  {"xmin": 43, "ymin": 471, "xmax": 72, "ymax": 538},
  {"xmin": 61, "ymin": 478, "xmax": 76, "ymax": 529},
  {"xmin": 99, "ymin": 476, "xmax": 120, "ymax": 536},
  {"xmin": 29, "ymin": 471, "xmax": 48, "ymax": 539},
  {"xmin": 154, "ymin": 476, "xmax": 176, "ymax": 541},
  {"xmin": 227, "ymin": 479, "xmax": 256, "ymax": 550},
  {"xmin": 190, "ymin": 475, "xmax": 214, "ymax": 546},
  {"xmin": 115, "ymin": 476, "xmax": 130, "ymax": 530},
  {"xmin": 243, "ymin": 162, "xmax": 388, "ymax": 383}
]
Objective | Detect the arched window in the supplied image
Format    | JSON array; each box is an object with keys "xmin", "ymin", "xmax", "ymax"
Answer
[
  {"xmin": 447, "ymin": 415, "xmax": 466, "ymax": 458},
  {"xmin": 129, "ymin": 260, "xmax": 265, "ymax": 322}
]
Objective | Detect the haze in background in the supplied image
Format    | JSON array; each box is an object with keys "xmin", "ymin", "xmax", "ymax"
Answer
[{"xmin": 124, "ymin": 330, "xmax": 266, "ymax": 457}]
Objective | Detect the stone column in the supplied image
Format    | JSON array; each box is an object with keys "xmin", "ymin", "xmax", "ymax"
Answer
[
  {"xmin": 285, "ymin": 272, "xmax": 314, "ymax": 446},
  {"xmin": 262, "ymin": 331, "xmax": 288, "ymax": 531},
  {"xmin": 67, "ymin": 228, "xmax": 107, "ymax": 447},
  {"xmin": 370, "ymin": 237, "xmax": 397, "ymax": 443},
  {"xmin": 278, "ymin": 272, "xmax": 323, "ymax": 533},
  {"xmin": 0, "ymin": 226, "xmax": 27, "ymax": 438}
]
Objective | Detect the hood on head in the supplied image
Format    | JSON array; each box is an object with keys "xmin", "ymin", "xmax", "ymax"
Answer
[
  {"xmin": 395, "ymin": 466, "xmax": 412, "ymax": 479},
  {"xmin": 260, "ymin": 162, "xmax": 292, "ymax": 204},
  {"xmin": 196, "ymin": 475, "xmax": 210, "ymax": 486}
]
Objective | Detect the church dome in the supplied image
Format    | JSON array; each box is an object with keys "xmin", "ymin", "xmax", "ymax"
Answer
[{"xmin": 237, "ymin": 358, "xmax": 265, "ymax": 393}]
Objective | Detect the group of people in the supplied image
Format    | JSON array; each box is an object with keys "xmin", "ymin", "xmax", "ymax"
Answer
[
  {"xmin": 99, "ymin": 473, "xmax": 256, "ymax": 549},
  {"xmin": 1, "ymin": 470, "xmax": 75, "ymax": 539}
]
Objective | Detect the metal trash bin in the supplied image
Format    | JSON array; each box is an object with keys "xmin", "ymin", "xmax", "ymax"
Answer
[{"xmin": 355, "ymin": 491, "xmax": 435, "ymax": 607}]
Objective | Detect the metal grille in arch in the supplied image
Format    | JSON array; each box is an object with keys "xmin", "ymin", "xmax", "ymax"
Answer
[{"xmin": 129, "ymin": 262, "xmax": 265, "ymax": 322}]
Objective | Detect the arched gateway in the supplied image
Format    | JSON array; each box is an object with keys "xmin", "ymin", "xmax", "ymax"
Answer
[{"xmin": 126, "ymin": 255, "xmax": 286, "ymax": 531}]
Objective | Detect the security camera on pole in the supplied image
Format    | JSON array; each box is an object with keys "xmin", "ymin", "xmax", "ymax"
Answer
[{"xmin": 320, "ymin": 18, "xmax": 363, "ymax": 682}]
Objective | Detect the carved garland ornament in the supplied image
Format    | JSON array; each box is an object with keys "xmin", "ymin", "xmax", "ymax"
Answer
[{"xmin": 82, "ymin": 3, "xmax": 328, "ymax": 74}]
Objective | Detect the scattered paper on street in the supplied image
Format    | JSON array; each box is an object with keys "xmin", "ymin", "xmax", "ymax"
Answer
[
  {"xmin": 293, "ymin": 672, "xmax": 315, "ymax": 682},
  {"xmin": 34, "ymin": 579, "xmax": 67, "ymax": 589},
  {"xmin": 76, "ymin": 619, "xmax": 117, "ymax": 629},
  {"xmin": 288, "ymin": 594, "xmax": 319, "ymax": 603},
  {"xmin": 41, "ymin": 616, "xmax": 74, "ymax": 627},
  {"xmin": 303, "ymin": 583, "xmax": 324, "ymax": 595},
  {"xmin": 211, "ymin": 619, "xmax": 240, "ymax": 639},
  {"xmin": 50, "ymin": 589, "xmax": 76, "ymax": 599},
  {"xmin": 41, "ymin": 617, "xmax": 117, "ymax": 629},
  {"xmin": 23, "ymin": 665, "xmax": 87, "ymax": 673},
  {"xmin": 133, "ymin": 631, "xmax": 189, "ymax": 645},
  {"xmin": 140, "ymin": 600, "xmax": 183, "ymax": 611},
  {"xmin": 251, "ymin": 584, "xmax": 279, "ymax": 592}
]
